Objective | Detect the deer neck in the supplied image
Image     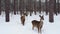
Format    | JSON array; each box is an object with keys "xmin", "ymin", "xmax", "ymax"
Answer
[{"xmin": 40, "ymin": 19, "xmax": 43, "ymax": 22}]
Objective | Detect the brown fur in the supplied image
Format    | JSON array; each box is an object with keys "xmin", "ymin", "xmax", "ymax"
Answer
[
  {"xmin": 21, "ymin": 15, "xmax": 25, "ymax": 25},
  {"xmin": 32, "ymin": 15, "xmax": 44, "ymax": 33}
]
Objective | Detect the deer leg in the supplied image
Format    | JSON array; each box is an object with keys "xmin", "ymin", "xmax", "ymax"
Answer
[
  {"xmin": 23, "ymin": 21, "xmax": 24, "ymax": 25},
  {"xmin": 22, "ymin": 20, "xmax": 25, "ymax": 25},
  {"xmin": 40, "ymin": 27, "xmax": 42, "ymax": 33},
  {"xmin": 40, "ymin": 25, "xmax": 42, "ymax": 33},
  {"xmin": 32, "ymin": 25, "xmax": 34, "ymax": 30},
  {"xmin": 38, "ymin": 27, "xmax": 40, "ymax": 33},
  {"xmin": 21, "ymin": 19, "xmax": 25, "ymax": 25}
]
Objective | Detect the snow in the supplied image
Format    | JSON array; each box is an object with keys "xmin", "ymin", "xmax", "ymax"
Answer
[{"xmin": 0, "ymin": 12, "xmax": 60, "ymax": 34}]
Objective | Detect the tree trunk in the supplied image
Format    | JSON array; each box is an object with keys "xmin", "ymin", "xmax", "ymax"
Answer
[
  {"xmin": 19, "ymin": 0, "xmax": 24, "ymax": 16},
  {"xmin": 39, "ymin": 0, "xmax": 41, "ymax": 14},
  {"xmin": 34, "ymin": 0, "xmax": 37, "ymax": 15},
  {"xmin": 49, "ymin": 0, "xmax": 56, "ymax": 22},
  {"xmin": 0, "ymin": 0, "xmax": 1, "ymax": 15},
  {"xmin": 57, "ymin": 0, "xmax": 60, "ymax": 14},
  {"xmin": 45, "ymin": 0, "xmax": 48, "ymax": 15},
  {"xmin": 54, "ymin": 0, "xmax": 57, "ymax": 15},
  {"xmin": 5, "ymin": 0, "xmax": 10, "ymax": 22},
  {"xmin": 14, "ymin": 0, "xmax": 16, "ymax": 15}
]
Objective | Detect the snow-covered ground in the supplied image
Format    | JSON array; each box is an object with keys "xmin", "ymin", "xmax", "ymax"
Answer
[{"xmin": 0, "ymin": 12, "xmax": 60, "ymax": 34}]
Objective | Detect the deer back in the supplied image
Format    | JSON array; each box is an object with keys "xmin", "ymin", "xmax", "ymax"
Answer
[{"xmin": 32, "ymin": 20, "xmax": 40, "ymax": 27}]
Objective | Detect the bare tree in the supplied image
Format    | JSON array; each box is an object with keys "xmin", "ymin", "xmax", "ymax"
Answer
[
  {"xmin": 45, "ymin": 0, "xmax": 48, "ymax": 15},
  {"xmin": 26, "ymin": 0, "xmax": 33, "ymax": 16},
  {"xmin": 0, "ymin": 0, "xmax": 1, "ymax": 15},
  {"xmin": 5, "ymin": 0, "xmax": 10, "ymax": 22},
  {"xmin": 16, "ymin": 0, "xmax": 19, "ymax": 14},
  {"xmin": 10, "ymin": 0, "xmax": 14, "ymax": 15},
  {"xmin": 19, "ymin": 0, "xmax": 25, "ymax": 16},
  {"xmin": 54, "ymin": 0, "xmax": 57, "ymax": 15},
  {"xmin": 59, "ymin": 0, "xmax": 60, "ymax": 13},
  {"xmin": 34, "ymin": 0, "xmax": 37, "ymax": 15},
  {"xmin": 49, "ymin": 0, "xmax": 56, "ymax": 22},
  {"xmin": 39, "ymin": 0, "xmax": 41, "ymax": 14},
  {"xmin": 14, "ymin": 0, "xmax": 17, "ymax": 15},
  {"xmin": 57, "ymin": 0, "xmax": 60, "ymax": 13}
]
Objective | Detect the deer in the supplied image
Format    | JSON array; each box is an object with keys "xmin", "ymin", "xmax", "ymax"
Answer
[
  {"xmin": 32, "ymin": 15, "xmax": 44, "ymax": 33},
  {"xmin": 20, "ymin": 12, "xmax": 26, "ymax": 26}
]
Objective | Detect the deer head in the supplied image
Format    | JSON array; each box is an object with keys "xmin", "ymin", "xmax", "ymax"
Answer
[{"xmin": 39, "ymin": 15, "xmax": 44, "ymax": 20}]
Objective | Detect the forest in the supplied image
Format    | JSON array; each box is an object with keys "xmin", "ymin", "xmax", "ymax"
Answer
[{"xmin": 0, "ymin": 0, "xmax": 60, "ymax": 22}]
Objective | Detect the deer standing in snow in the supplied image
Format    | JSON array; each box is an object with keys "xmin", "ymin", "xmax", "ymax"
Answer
[
  {"xmin": 20, "ymin": 12, "xmax": 26, "ymax": 26},
  {"xmin": 32, "ymin": 15, "xmax": 44, "ymax": 33}
]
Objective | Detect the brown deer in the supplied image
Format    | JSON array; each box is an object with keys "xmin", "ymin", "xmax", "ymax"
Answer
[
  {"xmin": 32, "ymin": 15, "xmax": 44, "ymax": 33},
  {"xmin": 21, "ymin": 15, "xmax": 25, "ymax": 26}
]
